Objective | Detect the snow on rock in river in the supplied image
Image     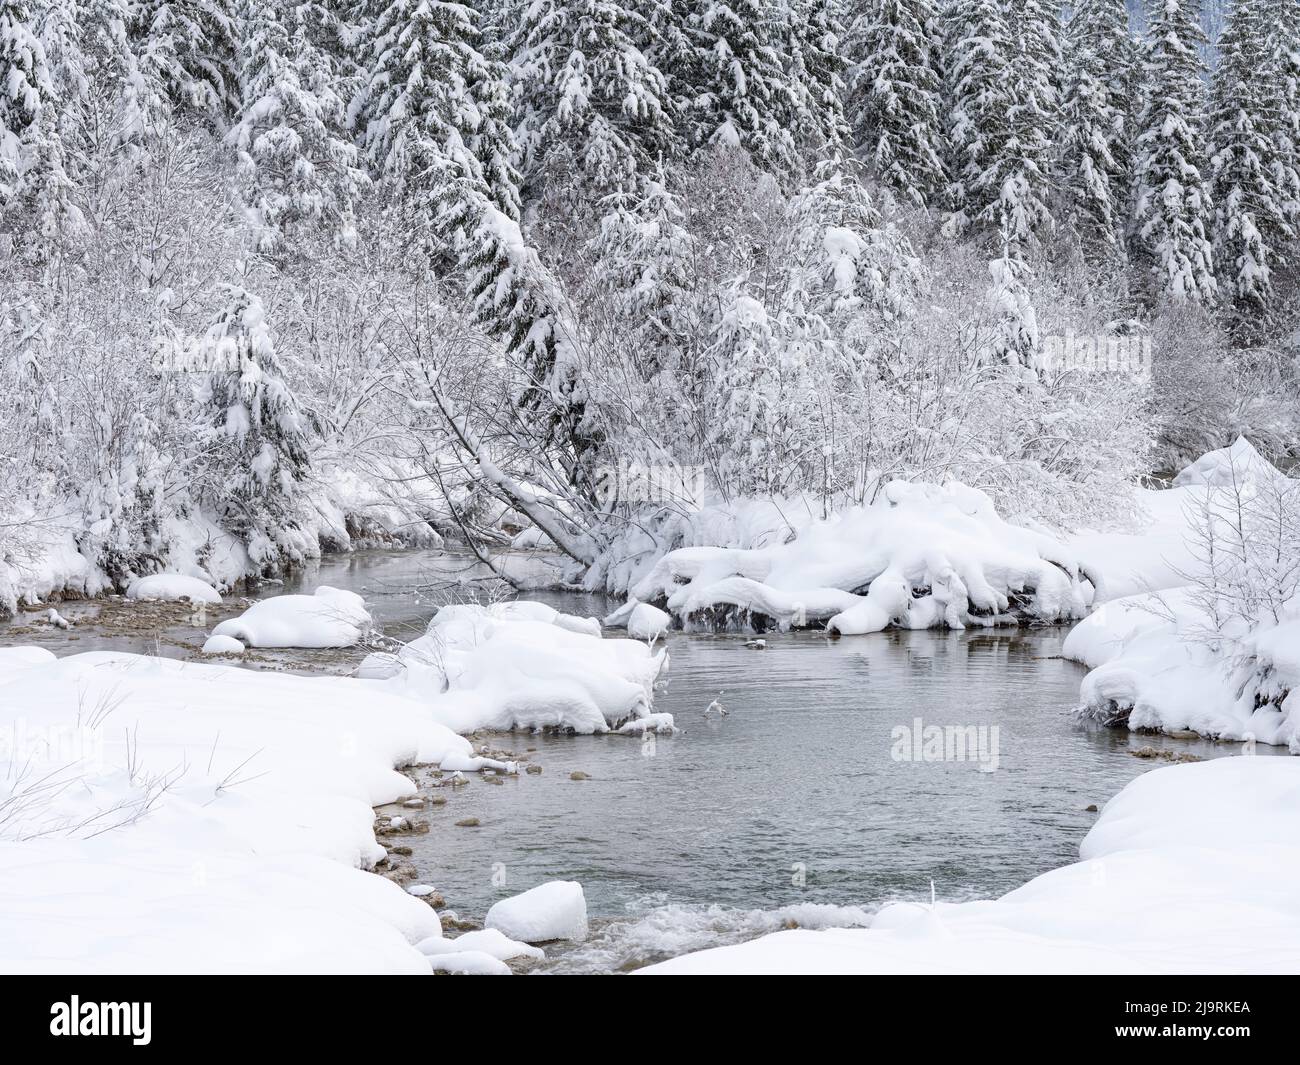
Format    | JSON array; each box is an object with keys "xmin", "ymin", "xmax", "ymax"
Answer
[
  {"xmin": 386, "ymin": 602, "xmax": 671, "ymax": 734},
  {"xmin": 627, "ymin": 480, "xmax": 1090, "ymax": 634},
  {"xmin": 211, "ymin": 586, "xmax": 372, "ymax": 647},
  {"xmin": 485, "ymin": 881, "xmax": 589, "ymax": 943},
  {"xmin": 0, "ymin": 649, "xmax": 479, "ymax": 972},
  {"xmin": 125, "ymin": 574, "xmax": 222, "ymax": 604},
  {"xmin": 640, "ymin": 757, "xmax": 1300, "ymax": 973}
]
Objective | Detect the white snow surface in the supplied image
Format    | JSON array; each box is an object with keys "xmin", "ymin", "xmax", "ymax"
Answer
[
  {"xmin": 126, "ymin": 574, "xmax": 222, "ymax": 604},
  {"xmin": 386, "ymin": 602, "xmax": 670, "ymax": 734},
  {"xmin": 211, "ymin": 586, "xmax": 373, "ymax": 647},
  {"xmin": 0, "ymin": 650, "xmax": 474, "ymax": 973},
  {"xmin": 485, "ymin": 881, "xmax": 589, "ymax": 943},
  {"xmin": 627, "ymin": 480, "xmax": 1090, "ymax": 634},
  {"xmin": 641, "ymin": 757, "xmax": 1300, "ymax": 973}
]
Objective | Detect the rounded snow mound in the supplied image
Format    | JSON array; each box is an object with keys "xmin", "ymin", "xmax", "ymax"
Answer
[
  {"xmin": 211, "ymin": 586, "xmax": 372, "ymax": 648},
  {"xmin": 127, "ymin": 574, "xmax": 221, "ymax": 604},
  {"xmin": 201, "ymin": 634, "xmax": 245, "ymax": 655}
]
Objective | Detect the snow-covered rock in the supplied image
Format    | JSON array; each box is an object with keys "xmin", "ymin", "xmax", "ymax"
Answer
[
  {"xmin": 211, "ymin": 586, "xmax": 372, "ymax": 648},
  {"xmin": 126, "ymin": 574, "xmax": 222, "ymax": 604},
  {"xmin": 425, "ymin": 950, "xmax": 511, "ymax": 975},
  {"xmin": 484, "ymin": 881, "xmax": 588, "ymax": 943},
  {"xmin": 201, "ymin": 634, "xmax": 245, "ymax": 655},
  {"xmin": 627, "ymin": 480, "xmax": 1090, "ymax": 634},
  {"xmin": 640, "ymin": 757, "xmax": 1300, "ymax": 973},
  {"xmin": 416, "ymin": 928, "xmax": 544, "ymax": 962},
  {"xmin": 387, "ymin": 602, "xmax": 669, "ymax": 734}
]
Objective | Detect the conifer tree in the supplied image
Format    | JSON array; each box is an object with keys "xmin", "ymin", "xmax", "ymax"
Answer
[
  {"xmin": 848, "ymin": 0, "xmax": 947, "ymax": 207},
  {"xmin": 1130, "ymin": 0, "xmax": 1217, "ymax": 303}
]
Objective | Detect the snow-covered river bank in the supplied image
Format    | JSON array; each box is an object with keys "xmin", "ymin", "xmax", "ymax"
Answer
[{"xmin": 1, "ymin": 547, "xmax": 1280, "ymax": 974}]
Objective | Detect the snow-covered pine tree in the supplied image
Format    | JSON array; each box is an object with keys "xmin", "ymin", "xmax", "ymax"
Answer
[
  {"xmin": 1057, "ymin": 0, "xmax": 1135, "ymax": 258},
  {"xmin": 131, "ymin": 0, "xmax": 239, "ymax": 127},
  {"xmin": 685, "ymin": 0, "xmax": 800, "ymax": 177},
  {"xmin": 943, "ymin": 0, "xmax": 1014, "ymax": 235},
  {"xmin": 847, "ymin": 0, "xmax": 947, "ymax": 207},
  {"xmin": 507, "ymin": 0, "xmax": 673, "ymax": 195},
  {"xmin": 791, "ymin": 164, "xmax": 917, "ymax": 321},
  {"xmin": 228, "ymin": 0, "xmax": 363, "ymax": 252},
  {"xmin": 196, "ymin": 285, "xmax": 314, "ymax": 568},
  {"xmin": 998, "ymin": 0, "xmax": 1061, "ymax": 249},
  {"xmin": 1266, "ymin": 0, "xmax": 1300, "ymax": 235},
  {"xmin": 0, "ymin": 0, "xmax": 51, "ymax": 209},
  {"xmin": 1208, "ymin": 0, "xmax": 1291, "ymax": 315},
  {"xmin": 1130, "ymin": 0, "xmax": 1216, "ymax": 304},
  {"xmin": 786, "ymin": 0, "xmax": 851, "ymax": 161}
]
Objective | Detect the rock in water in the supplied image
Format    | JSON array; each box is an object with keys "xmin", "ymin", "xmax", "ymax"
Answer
[{"xmin": 484, "ymin": 881, "xmax": 588, "ymax": 943}]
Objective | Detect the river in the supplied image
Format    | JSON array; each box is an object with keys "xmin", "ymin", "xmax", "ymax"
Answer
[{"xmin": 0, "ymin": 548, "xmax": 1269, "ymax": 973}]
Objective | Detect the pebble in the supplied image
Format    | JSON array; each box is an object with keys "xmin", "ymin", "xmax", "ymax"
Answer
[
  {"xmin": 569, "ymin": 771, "xmax": 590, "ymax": 781},
  {"xmin": 525, "ymin": 764, "xmax": 542, "ymax": 775},
  {"xmin": 454, "ymin": 817, "xmax": 481, "ymax": 828}
]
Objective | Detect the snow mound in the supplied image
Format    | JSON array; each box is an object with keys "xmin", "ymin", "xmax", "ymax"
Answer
[
  {"xmin": 126, "ymin": 574, "xmax": 222, "ymax": 604},
  {"xmin": 201, "ymin": 634, "xmax": 245, "ymax": 655},
  {"xmin": 417, "ymin": 928, "xmax": 544, "ymax": 962},
  {"xmin": 628, "ymin": 480, "xmax": 1089, "ymax": 634},
  {"xmin": 604, "ymin": 599, "xmax": 671, "ymax": 641},
  {"xmin": 388, "ymin": 602, "xmax": 669, "ymax": 734},
  {"xmin": 485, "ymin": 881, "xmax": 588, "ymax": 943},
  {"xmin": 1173, "ymin": 436, "xmax": 1287, "ymax": 489},
  {"xmin": 211, "ymin": 586, "xmax": 373, "ymax": 648},
  {"xmin": 641, "ymin": 758, "xmax": 1300, "ymax": 973},
  {"xmin": 425, "ymin": 950, "xmax": 511, "ymax": 975},
  {"xmin": 1064, "ymin": 590, "xmax": 1300, "ymax": 751}
]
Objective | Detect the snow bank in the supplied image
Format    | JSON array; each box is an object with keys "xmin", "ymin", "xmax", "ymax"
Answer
[
  {"xmin": 625, "ymin": 480, "xmax": 1090, "ymax": 634},
  {"xmin": 386, "ymin": 602, "xmax": 671, "ymax": 734},
  {"xmin": 126, "ymin": 573, "xmax": 222, "ymax": 604},
  {"xmin": 1064, "ymin": 590, "xmax": 1300, "ymax": 751},
  {"xmin": 1072, "ymin": 439, "xmax": 1290, "ymax": 604},
  {"xmin": 0, "ymin": 650, "xmax": 475, "ymax": 973},
  {"xmin": 211, "ymin": 586, "xmax": 373, "ymax": 647},
  {"xmin": 1066, "ymin": 440, "xmax": 1298, "ymax": 750},
  {"xmin": 641, "ymin": 757, "xmax": 1300, "ymax": 973},
  {"xmin": 485, "ymin": 881, "xmax": 589, "ymax": 943}
]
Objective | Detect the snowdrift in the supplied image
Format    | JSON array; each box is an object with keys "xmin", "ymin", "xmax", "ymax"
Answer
[
  {"xmin": 624, "ymin": 480, "xmax": 1091, "ymax": 634},
  {"xmin": 640, "ymin": 757, "xmax": 1300, "ymax": 973},
  {"xmin": 0, "ymin": 650, "xmax": 475, "ymax": 973},
  {"xmin": 381, "ymin": 601, "xmax": 672, "ymax": 734}
]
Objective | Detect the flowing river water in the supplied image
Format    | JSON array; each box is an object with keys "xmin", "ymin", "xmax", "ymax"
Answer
[{"xmin": 0, "ymin": 548, "xmax": 1273, "ymax": 973}]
